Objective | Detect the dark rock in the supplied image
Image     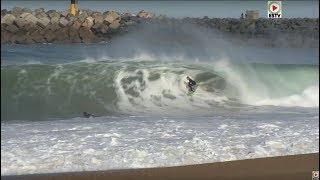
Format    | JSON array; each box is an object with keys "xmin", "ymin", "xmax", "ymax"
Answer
[
  {"xmin": 123, "ymin": 20, "xmax": 136, "ymax": 26},
  {"xmin": 1, "ymin": 9, "xmax": 8, "ymax": 16}
]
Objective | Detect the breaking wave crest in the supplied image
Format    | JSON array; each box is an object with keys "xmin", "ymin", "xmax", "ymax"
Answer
[{"xmin": 1, "ymin": 58, "xmax": 318, "ymax": 120}]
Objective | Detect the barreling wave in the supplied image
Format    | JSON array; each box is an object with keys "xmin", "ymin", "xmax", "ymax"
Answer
[{"xmin": 1, "ymin": 58, "xmax": 318, "ymax": 120}]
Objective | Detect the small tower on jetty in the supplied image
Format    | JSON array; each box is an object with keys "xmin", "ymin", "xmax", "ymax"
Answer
[
  {"xmin": 246, "ymin": 10, "xmax": 260, "ymax": 20},
  {"xmin": 70, "ymin": 0, "xmax": 78, "ymax": 16}
]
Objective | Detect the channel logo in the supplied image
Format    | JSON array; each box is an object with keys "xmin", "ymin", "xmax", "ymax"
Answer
[
  {"xmin": 268, "ymin": 1, "xmax": 282, "ymax": 18},
  {"xmin": 313, "ymin": 171, "xmax": 319, "ymax": 180}
]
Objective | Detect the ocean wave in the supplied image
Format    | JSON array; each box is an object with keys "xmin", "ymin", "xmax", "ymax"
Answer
[{"xmin": 1, "ymin": 58, "xmax": 318, "ymax": 120}]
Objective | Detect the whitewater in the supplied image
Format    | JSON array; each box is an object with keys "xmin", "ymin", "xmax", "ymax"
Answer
[{"xmin": 1, "ymin": 22, "xmax": 319, "ymax": 175}]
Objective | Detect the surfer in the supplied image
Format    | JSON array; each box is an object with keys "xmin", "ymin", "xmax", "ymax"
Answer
[
  {"xmin": 83, "ymin": 112, "xmax": 96, "ymax": 118},
  {"xmin": 186, "ymin": 76, "xmax": 197, "ymax": 92}
]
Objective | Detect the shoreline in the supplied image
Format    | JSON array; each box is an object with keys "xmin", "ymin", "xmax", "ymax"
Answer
[{"xmin": 2, "ymin": 153, "xmax": 319, "ymax": 180}]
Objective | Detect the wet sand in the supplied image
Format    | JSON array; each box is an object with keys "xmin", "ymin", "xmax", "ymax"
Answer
[{"xmin": 2, "ymin": 153, "xmax": 318, "ymax": 180}]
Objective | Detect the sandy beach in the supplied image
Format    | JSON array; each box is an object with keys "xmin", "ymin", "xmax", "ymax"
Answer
[{"xmin": 2, "ymin": 153, "xmax": 318, "ymax": 180}]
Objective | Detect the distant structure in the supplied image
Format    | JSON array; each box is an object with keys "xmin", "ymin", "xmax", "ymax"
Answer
[
  {"xmin": 245, "ymin": 10, "xmax": 259, "ymax": 20},
  {"xmin": 70, "ymin": 0, "xmax": 78, "ymax": 16},
  {"xmin": 240, "ymin": 13, "xmax": 244, "ymax": 19}
]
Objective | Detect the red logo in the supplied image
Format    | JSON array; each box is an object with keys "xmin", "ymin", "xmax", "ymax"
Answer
[{"xmin": 272, "ymin": 5, "xmax": 277, "ymax": 11}]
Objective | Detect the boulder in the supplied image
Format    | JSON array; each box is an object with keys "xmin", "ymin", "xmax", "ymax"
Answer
[
  {"xmin": 104, "ymin": 11, "xmax": 120, "ymax": 24},
  {"xmin": 50, "ymin": 16, "xmax": 60, "ymax": 24},
  {"xmin": 137, "ymin": 10, "xmax": 154, "ymax": 19},
  {"xmin": 15, "ymin": 13, "xmax": 38, "ymax": 28},
  {"xmin": 1, "ymin": 14, "xmax": 16, "ymax": 25},
  {"xmin": 82, "ymin": 16, "xmax": 94, "ymax": 29},
  {"xmin": 66, "ymin": 16, "xmax": 77, "ymax": 25},
  {"xmin": 44, "ymin": 30, "xmax": 56, "ymax": 42},
  {"xmin": 11, "ymin": 32, "xmax": 27, "ymax": 43},
  {"xmin": 91, "ymin": 22, "xmax": 101, "ymax": 32},
  {"xmin": 46, "ymin": 23, "xmax": 60, "ymax": 31},
  {"xmin": 92, "ymin": 22, "xmax": 109, "ymax": 34},
  {"xmin": 71, "ymin": 20, "xmax": 82, "ymax": 30},
  {"xmin": 35, "ymin": 12, "xmax": 48, "ymax": 19},
  {"xmin": 36, "ymin": 16, "xmax": 50, "ymax": 28},
  {"xmin": 55, "ymin": 27, "xmax": 69, "ymax": 42},
  {"xmin": 92, "ymin": 12, "xmax": 104, "ymax": 24},
  {"xmin": 34, "ymin": 8, "xmax": 45, "ymax": 15},
  {"xmin": 47, "ymin": 10, "xmax": 60, "ymax": 19},
  {"xmin": 77, "ymin": 11, "xmax": 89, "ymax": 23},
  {"xmin": 109, "ymin": 20, "xmax": 120, "ymax": 30},
  {"xmin": 68, "ymin": 28, "xmax": 82, "ymax": 43},
  {"xmin": 100, "ymin": 25, "xmax": 109, "ymax": 34},
  {"xmin": 79, "ymin": 27, "xmax": 96, "ymax": 43},
  {"xmin": 30, "ymin": 30, "xmax": 46, "ymax": 43},
  {"xmin": 59, "ymin": 17, "xmax": 69, "ymax": 27},
  {"xmin": 22, "ymin": 23, "xmax": 40, "ymax": 31},
  {"xmin": 24, "ymin": 35, "xmax": 35, "ymax": 44},
  {"xmin": 78, "ymin": 9, "xmax": 93, "ymax": 16},
  {"xmin": 4, "ymin": 24, "xmax": 19, "ymax": 33}
]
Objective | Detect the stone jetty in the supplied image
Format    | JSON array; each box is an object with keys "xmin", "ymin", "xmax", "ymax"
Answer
[{"xmin": 1, "ymin": 7, "xmax": 319, "ymax": 47}]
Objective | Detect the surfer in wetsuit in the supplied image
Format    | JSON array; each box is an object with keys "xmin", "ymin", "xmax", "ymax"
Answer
[
  {"xmin": 83, "ymin": 112, "xmax": 96, "ymax": 118},
  {"xmin": 186, "ymin": 76, "xmax": 197, "ymax": 92}
]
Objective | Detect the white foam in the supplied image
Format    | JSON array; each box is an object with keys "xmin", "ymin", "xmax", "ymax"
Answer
[
  {"xmin": 1, "ymin": 113, "xmax": 318, "ymax": 175},
  {"xmin": 255, "ymin": 85, "xmax": 319, "ymax": 107},
  {"xmin": 114, "ymin": 66, "xmax": 229, "ymax": 115}
]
